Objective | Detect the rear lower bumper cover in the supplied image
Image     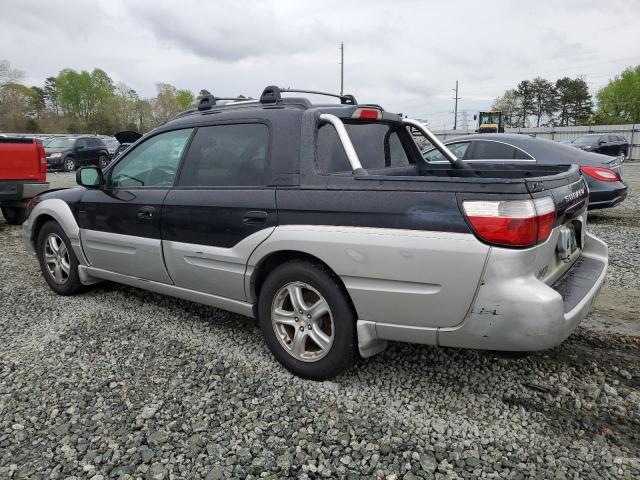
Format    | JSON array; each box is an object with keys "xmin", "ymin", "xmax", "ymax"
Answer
[
  {"xmin": 437, "ymin": 232, "xmax": 607, "ymax": 351},
  {"xmin": 0, "ymin": 181, "xmax": 49, "ymax": 202}
]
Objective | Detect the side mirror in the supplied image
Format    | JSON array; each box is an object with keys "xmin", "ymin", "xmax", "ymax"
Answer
[
  {"xmin": 599, "ymin": 140, "xmax": 606, "ymax": 145},
  {"xmin": 75, "ymin": 144, "xmax": 85, "ymax": 150},
  {"xmin": 76, "ymin": 166, "xmax": 104, "ymax": 188}
]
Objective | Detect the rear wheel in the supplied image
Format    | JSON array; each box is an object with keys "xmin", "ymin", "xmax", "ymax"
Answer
[
  {"xmin": 98, "ymin": 155, "xmax": 109, "ymax": 169},
  {"xmin": 63, "ymin": 156, "xmax": 75, "ymax": 172},
  {"xmin": 258, "ymin": 260, "xmax": 357, "ymax": 380},
  {"xmin": 1, "ymin": 206, "xmax": 28, "ymax": 225},
  {"xmin": 36, "ymin": 221, "xmax": 83, "ymax": 295},
  {"xmin": 618, "ymin": 150, "xmax": 627, "ymax": 162}
]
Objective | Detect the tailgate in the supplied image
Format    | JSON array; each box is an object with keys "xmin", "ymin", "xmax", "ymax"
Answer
[
  {"xmin": 528, "ymin": 172, "xmax": 589, "ymax": 285},
  {"xmin": 0, "ymin": 138, "xmax": 42, "ymax": 181}
]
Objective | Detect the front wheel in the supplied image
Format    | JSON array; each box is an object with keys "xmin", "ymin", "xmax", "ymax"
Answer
[
  {"xmin": 36, "ymin": 221, "xmax": 84, "ymax": 295},
  {"xmin": 258, "ymin": 260, "xmax": 357, "ymax": 380},
  {"xmin": 1, "ymin": 206, "xmax": 28, "ymax": 225},
  {"xmin": 63, "ymin": 156, "xmax": 75, "ymax": 172}
]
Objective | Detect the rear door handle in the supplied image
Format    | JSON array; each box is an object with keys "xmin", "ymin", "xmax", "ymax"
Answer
[
  {"xmin": 242, "ymin": 210, "xmax": 268, "ymax": 225},
  {"xmin": 137, "ymin": 206, "xmax": 155, "ymax": 220}
]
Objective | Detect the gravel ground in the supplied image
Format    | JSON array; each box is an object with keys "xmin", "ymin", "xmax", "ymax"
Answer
[{"xmin": 1, "ymin": 168, "xmax": 638, "ymax": 479}]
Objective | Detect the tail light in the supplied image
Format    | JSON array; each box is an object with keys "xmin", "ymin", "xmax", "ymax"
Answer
[
  {"xmin": 36, "ymin": 142, "xmax": 47, "ymax": 175},
  {"xmin": 580, "ymin": 166, "xmax": 619, "ymax": 182},
  {"xmin": 463, "ymin": 197, "xmax": 556, "ymax": 248}
]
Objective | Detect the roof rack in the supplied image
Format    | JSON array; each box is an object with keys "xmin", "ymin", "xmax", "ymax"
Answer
[
  {"xmin": 197, "ymin": 94, "xmax": 255, "ymax": 111},
  {"xmin": 259, "ymin": 86, "xmax": 357, "ymax": 105}
]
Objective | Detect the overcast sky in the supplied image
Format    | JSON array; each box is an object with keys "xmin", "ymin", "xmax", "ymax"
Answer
[{"xmin": 1, "ymin": 0, "xmax": 639, "ymax": 128}]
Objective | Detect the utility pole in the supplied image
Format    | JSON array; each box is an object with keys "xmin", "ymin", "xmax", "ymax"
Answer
[
  {"xmin": 452, "ymin": 80, "xmax": 460, "ymax": 130},
  {"xmin": 340, "ymin": 42, "xmax": 344, "ymax": 95}
]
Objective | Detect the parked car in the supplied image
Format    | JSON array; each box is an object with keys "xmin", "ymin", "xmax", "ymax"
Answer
[
  {"xmin": 0, "ymin": 137, "xmax": 49, "ymax": 224},
  {"xmin": 44, "ymin": 136, "xmax": 111, "ymax": 171},
  {"xmin": 101, "ymin": 137, "xmax": 120, "ymax": 157},
  {"xmin": 112, "ymin": 131, "xmax": 143, "ymax": 159},
  {"xmin": 571, "ymin": 134, "xmax": 629, "ymax": 161},
  {"xmin": 23, "ymin": 86, "xmax": 608, "ymax": 380},
  {"xmin": 423, "ymin": 134, "xmax": 627, "ymax": 210}
]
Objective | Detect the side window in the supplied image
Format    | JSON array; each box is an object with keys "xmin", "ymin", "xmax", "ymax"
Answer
[
  {"xmin": 472, "ymin": 141, "xmax": 518, "ymax": 160},
  {"xmin": 76, "ymin": 138, "xmax": 88, "ymax": 149},
  {"xmin": 87, "ymin": 138, "xmax": 100, "ymax": 147},
  {"xmin": 178, "ymin": 124, "xmax": 269, "ymax": 187},
  {"xmin": 109, "ymin": 129, "xmax": 193, "ymax": 188},
  {"xmin": 317, "ymin": 123, "xmax": 410, "ymax": 173},
  {"xmin": 423, "ymin": 142, "xmax": 470, "ymax": 162}
]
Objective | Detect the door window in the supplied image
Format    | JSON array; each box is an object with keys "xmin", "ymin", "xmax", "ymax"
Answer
[
  {"xmin": 178, "ymin": 124, "xmax": 269, "ymax": 187},
  {"xmin": 109, "ymin": 129, "xmax": 193, "ymax": 188},
  {"xmin": 472, "ymin": 141, "xmax": 524, "ymax": 160},
  {"xmin": 76, "ymin": 138, "xmax": 88, "ymax": 149},
  {"xmin": 423, "ymin": 142, "xmax": 470, "ymax": 162}
]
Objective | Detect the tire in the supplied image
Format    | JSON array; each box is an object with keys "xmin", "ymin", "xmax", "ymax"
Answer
[
  {"xmin": 98, "ymin": 155, "xmax": 109, "ymax": 169},
  {"xmin": 36, "ymin": 221, "xmax": 84, "ymax": 295},
  {"xmin": 1, "ymin": 206, "xmax": 28, "ymax": 225},
  {"xmin": 63, "ymin": 156, "xmax": 75, "ymax": 172},
  {"xmin": 619, "ymin": 150, "xmax": 626, "ymax": 162},
  {"xmin": 258, "ymin": 260, "xmax": 357, "ymax": 380}
]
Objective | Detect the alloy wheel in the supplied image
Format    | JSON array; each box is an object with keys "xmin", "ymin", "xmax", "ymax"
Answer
[
  {"xmin": 271, "ymin": 282, "xmax": 334, "ymax": 362},
  {"xmin": 43, "ymin": 233, "xmax": 70, "ymax": 284}
]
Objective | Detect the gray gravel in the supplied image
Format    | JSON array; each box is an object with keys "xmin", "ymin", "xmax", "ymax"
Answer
[{"xmin": 1, "ymin": 168, "xmax": 639, "ymax": 479}]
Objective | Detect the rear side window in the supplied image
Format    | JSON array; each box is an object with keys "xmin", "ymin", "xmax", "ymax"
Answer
[
  {"xmin": 423, "ymin": 141, "xmax": 470, "ymax": 162},
  {"xmin": 178, "ymin": 124, "xmax": 269, "ymax": 187},
  {"xmin": 87, "ymin": 138, "xmax": 101, "ymax": 147},
  {"xmin": 317, "ymin": 122, "xmax": 410, "ymax": 173},
  {"xmin": 472, "ymin": 141, "xmax": 531, "ymax": 160}
]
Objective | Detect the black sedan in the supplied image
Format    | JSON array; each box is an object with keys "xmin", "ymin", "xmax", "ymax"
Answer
[{"xmin": 422, "ymin": 134, "xmax": 627, "ymax": 210}]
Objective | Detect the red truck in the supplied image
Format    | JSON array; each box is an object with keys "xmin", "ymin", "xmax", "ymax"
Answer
[{"xmin": 0, "ymin": 137, "xmax": 49, "ymax": 225}]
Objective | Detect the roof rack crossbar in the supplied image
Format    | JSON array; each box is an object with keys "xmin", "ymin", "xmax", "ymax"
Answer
[
  {"xmin": 280, "ymin": 88, "xmax": 357, "ymax": 105},
  {"xmin": 197, "ymin": 94, "xmax": 254, "ymax": 111}
]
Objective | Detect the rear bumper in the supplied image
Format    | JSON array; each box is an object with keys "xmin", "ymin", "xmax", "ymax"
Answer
[
  {"xmin": 587, "ymin": 181, "xmax": 627, "ymax": 210},
  {"xmin": 438, "ymin": 232, "xmax": 607, "ymax": 351},
  {"xmin": 0, "ymin": 181, "xmax": 49, "ymax": 202}
]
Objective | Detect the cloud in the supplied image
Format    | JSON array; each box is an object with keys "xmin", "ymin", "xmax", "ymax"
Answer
[{"xmin": 1, "ymin": 0, "xmax": 639, "ymax": 124}]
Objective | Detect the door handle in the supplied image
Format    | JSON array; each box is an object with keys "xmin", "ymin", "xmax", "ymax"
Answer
[
  {"xmin": 242, "ymin": 210, "xmax": 268, "ymax": 225},
  {"xmin": 137, "ymin": 206, "xmax": 155, "ymax": 219}
]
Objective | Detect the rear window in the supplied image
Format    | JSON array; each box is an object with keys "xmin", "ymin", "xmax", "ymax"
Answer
[{"xmin": 317, "ymin": 122, "xmax": 410, "ymax": 173}]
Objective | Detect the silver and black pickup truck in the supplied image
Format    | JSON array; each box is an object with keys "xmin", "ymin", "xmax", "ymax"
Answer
[{"xmin": 22, "ymin": 86, "xmax": 608, "ymax": 380}]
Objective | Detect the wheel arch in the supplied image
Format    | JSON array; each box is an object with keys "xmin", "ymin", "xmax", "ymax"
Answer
[{"xmin": 248, "ymin": 249, "xmax": 360, "ymax": 319}]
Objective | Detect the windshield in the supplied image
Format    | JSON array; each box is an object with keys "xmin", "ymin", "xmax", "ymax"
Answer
[
  {"xmin": 479, "ymin": 112, "xmax": 501, "ymax": 124},
  {"xmin": 46, "ymin": 137, "xmax": 76, "ymax": 149},
  {"xmin": 573, "ymin": 135, "xmax": 599, "ymax": 144}
]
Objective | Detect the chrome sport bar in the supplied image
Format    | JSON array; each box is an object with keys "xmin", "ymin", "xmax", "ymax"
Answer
[
  {"xmin": 403, "ymin": 118, "xmax": 467, "ymax": 169},
  {"xmin": 319, "ymin": 113, "xmax": 365, "ymax": 172}
]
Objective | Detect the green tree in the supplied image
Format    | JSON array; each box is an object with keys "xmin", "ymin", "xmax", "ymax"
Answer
[
  {"xmin": 596, "ymin": 65, "xmax": 640, "ymax": 124},
  {"xmin": 492, "ymin": 89, "xmax": 520, "ymax": 128},
  {"xmin": 43, "ymin": 77, "xmax": 59, "ymax": 115},
  {"xmin": 530, "ymin": 77, "xmax": 557, "ymax": 127},
  {"xmin": 153, "ymin": 83, "xmax": 180, "ymax": 123},
  {"xmin": 515, "ymin": 80, "xmax": 535, "ymax": 127},
  {"xmin": 176, "ymin": 89, "xmax": 195, "ymax": 110}
]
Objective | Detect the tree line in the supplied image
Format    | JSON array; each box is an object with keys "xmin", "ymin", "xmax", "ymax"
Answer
[
  {"xmin": 492, "ymin": 65, "xmax": 640, "ymax": 128},
  {"xmin": 0, "ymin": 59, "xmax": 223, "ymax": 134}
]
